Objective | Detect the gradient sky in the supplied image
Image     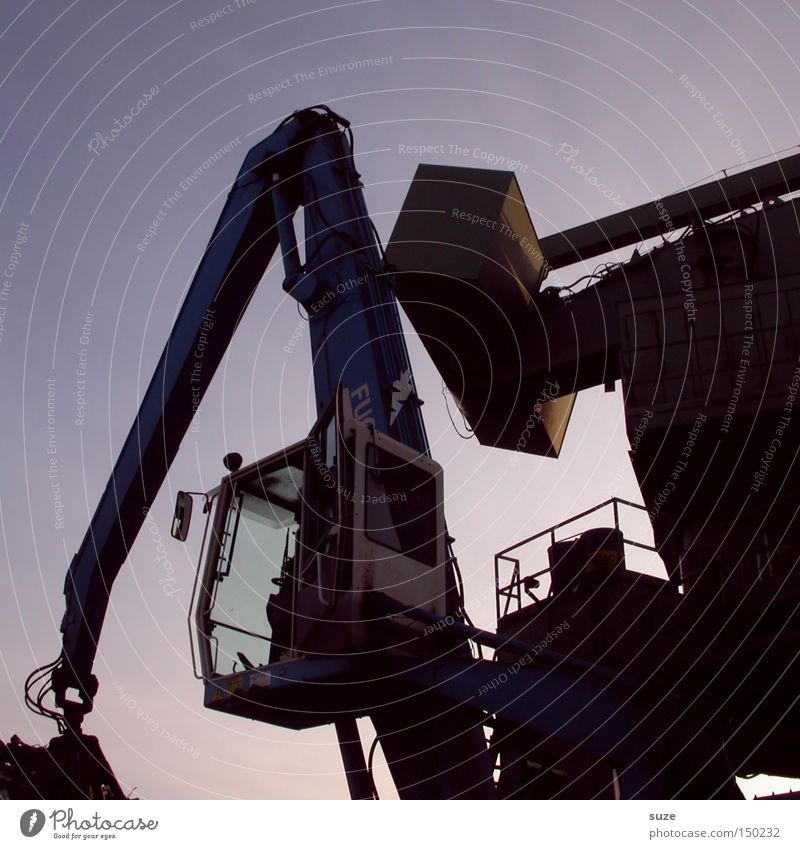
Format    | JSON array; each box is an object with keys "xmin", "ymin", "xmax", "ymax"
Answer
[{"xmin": 2, "ymin": 0, "xmax": 800, "ymax": 799}]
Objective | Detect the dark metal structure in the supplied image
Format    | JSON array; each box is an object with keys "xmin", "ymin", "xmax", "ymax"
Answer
[
  {"xmin": 8, "ymin": 107, "xmax": 800, "ymax": 800},
  {"xmin": 387, "ymin": 154, "xmax": 800, "ymax": 797}
]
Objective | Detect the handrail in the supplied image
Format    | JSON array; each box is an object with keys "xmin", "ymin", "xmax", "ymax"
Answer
[{"xmin": 494, "ymin": 498, "xmax": 660, "ymax": 623}]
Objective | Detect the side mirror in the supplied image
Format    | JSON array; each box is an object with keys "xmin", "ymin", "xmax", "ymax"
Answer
[{"xmin": 171, "ymin": 491, "xmax": 193, "ymax": 541}]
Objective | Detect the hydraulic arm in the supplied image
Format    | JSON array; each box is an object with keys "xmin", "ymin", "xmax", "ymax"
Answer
[
  {"xmin": 21, "ymin": 107, "xmax": 799, "ymax": 801},
  {"xmin": 25, "ymin": 105, "xmax": 491, "ymax": 799}
]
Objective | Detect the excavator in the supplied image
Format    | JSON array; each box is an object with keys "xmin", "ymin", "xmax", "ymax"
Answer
[{"xmin": 3, "ymin": 104, "xmax": 800, "ymax": 799}]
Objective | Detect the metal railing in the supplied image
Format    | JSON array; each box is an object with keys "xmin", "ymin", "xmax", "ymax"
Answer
[{"xmin": 494, "ymin": 498, "xmax": 661, "ymax": 623}]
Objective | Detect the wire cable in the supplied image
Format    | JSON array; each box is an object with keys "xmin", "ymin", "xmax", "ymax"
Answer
[
  {"xmin": 366, "ymin": 734, "xmax": 381, "ymax": 799},
  {"xmin": 24, "ymin": 656, "xmax": 65, "ymax": 732},
  {"xmin": 442, "ymin": 381, "xmax": 474, "ymax": 439}
]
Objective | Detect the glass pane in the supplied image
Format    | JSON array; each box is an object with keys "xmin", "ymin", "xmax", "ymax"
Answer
[{"xmin": 208, "ymin": 463, "xmax": 302, "ymax": 676}]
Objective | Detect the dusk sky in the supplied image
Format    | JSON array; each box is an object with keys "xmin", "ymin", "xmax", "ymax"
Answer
[{"xmin": 2, "ymin": 0, "xmax": 800, "ymax": 798}]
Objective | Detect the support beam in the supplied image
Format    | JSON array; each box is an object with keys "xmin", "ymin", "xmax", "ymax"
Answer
[
  {"xmin": 54, "ymin": 109, "xmax": 324, "ymax": 715},
  {"xmin": 540, "ymin": 151, "xmax": 800, "ymax": 269},
  {"xmin": 335, "ymin": 718, "xmax": 375, "ymax": 800}
]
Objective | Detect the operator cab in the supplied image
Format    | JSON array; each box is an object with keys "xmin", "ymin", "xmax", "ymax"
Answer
[
  {"xmin": 181, "ymin": 390, "xmax": 448, "ymax": 727},
  {"xmin": 195, "ymin": 443, "xmax": 305, "ymax": 676}
]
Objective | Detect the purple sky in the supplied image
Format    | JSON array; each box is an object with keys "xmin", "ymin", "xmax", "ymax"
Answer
[{"xmin": 2, "ymin": 0, "xmax": 799, "ymax": 798}]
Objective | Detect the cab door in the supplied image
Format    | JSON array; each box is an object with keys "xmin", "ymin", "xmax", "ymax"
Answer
[
  {"xmin": 291, "ymin": 392, "xmax": 352, "ymax": 654},
  {"xmin": 293, "ymin": 389, "xmax": 447, "ymax": 656},
  {"xmin": 349, "ymin": 413, "xmax": 447, "ymax": 643}
]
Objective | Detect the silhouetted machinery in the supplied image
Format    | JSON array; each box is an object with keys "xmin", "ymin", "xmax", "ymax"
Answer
[
  {"xmin": 391, "ymin": 158, "xmax": 800, "ymax": 795},
  {"xmin": 6, "ymin": 104, "xmax": 800, "ymax": 800}
]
